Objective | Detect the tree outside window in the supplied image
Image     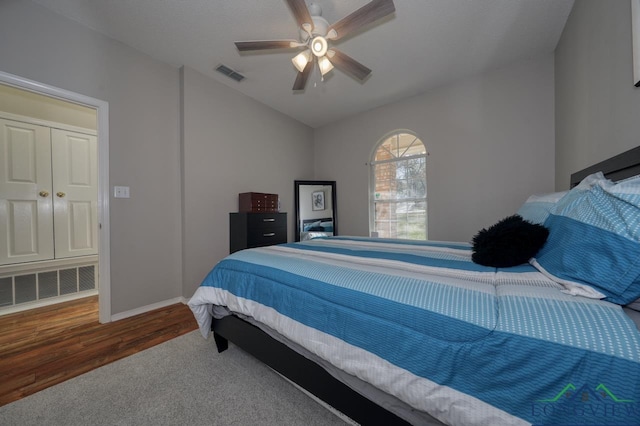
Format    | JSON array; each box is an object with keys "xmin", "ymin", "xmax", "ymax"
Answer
[{"xmin": 370, "ymin": 132, "xmax": 427, "ymax": 240}]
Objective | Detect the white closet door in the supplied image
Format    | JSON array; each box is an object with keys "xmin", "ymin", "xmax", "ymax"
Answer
[
  {"xmin": 0, "ymin": 118, "xmax": 54, "ymax": 265},
  {"xmin": 51, "ymin": 128, "xmax": 98, "ymax": 258}
]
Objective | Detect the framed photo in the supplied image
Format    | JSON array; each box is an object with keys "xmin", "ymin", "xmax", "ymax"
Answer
[
  {"xmin": 633, "ymin": 0, "xmax": 640, "ymax": 87},
  {"xmin": 312, "ymin": 191, "xmax": 325, "ymax": 211}
]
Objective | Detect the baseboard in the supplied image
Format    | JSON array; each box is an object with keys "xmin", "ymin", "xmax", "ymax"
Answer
[{"xmin": 110, "ymin": 297, "xmax": 186, "ymax": 322}]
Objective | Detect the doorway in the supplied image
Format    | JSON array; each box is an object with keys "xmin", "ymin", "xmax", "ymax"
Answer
[{"xmin": 0, "ymin": 71, "xmax": 111, "ymax": 323}]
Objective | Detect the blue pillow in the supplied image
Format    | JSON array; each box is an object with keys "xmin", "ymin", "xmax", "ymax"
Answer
[
  {"xmin": 517, "ymin": 191, "xmax": 567, "ymax": 224},
  {"xmin": 517, "ymin": 172, "xmax": 611, "ymax": 225},
  {"xmin": 531, "ymin": 174, "xmax": 640, "ymax": 305},
  {"xmin": 550, "ymin": 171, "xmax": 613, "ymax": 215}
]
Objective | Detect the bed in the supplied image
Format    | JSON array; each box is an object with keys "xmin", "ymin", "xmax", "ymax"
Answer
[
  {"xmin": 300, "ymin": 217, "xmax": 335, "ymax": 241},
  {"xmin": 189, "ymin": 147, "xmax": 640, "ymax": 426}
]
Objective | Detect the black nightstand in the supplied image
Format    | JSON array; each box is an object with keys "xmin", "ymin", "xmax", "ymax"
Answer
[{"xmin": 229, "ymin": 212, "xmax": 287, "ymax": 253}]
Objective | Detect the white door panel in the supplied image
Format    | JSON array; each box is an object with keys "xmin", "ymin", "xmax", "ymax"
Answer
[
  {"xmin": 52, "ymin": 129, "xmax": 98, "ymax": 258},
  {"xmin": 68, "ymin": 201, "xmax": 94, "ymax": 250},
  {"xmin": 8, "ymin": 200, "xmax": 41, "ymax": 254},
  {"xmin": 0, "ymin": 119, "xmax": 53, "ymax": 265}
]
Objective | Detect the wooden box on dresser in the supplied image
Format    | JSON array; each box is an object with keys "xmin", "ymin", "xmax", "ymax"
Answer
[{"xmin": 229, "ymin": 212, "xmax": 287, "ymax": 254}]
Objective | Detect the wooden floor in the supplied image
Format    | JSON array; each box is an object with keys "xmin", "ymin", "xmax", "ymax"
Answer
[{"xmin": 0, "ymin": 296, "xmax": 198, "ymax": 406}]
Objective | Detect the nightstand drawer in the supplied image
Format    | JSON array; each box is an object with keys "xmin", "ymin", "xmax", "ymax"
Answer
[
  {"xmin": 246, "ymin": 213, "xmax": 286, "ymax": 230},
  {"xmin": 230, "ymin": 212, "xmax": 288, "ymax": 253},
  {"xmin": 247, "ymin": 227, "xmax": 287, "ymax": 247}
]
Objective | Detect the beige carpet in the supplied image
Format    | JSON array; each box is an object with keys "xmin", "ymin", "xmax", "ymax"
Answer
[{"xmin": 0, "ymin": 330, "xmax": 351, "ymax": 425}]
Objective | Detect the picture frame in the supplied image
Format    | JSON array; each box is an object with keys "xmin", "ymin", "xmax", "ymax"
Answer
[
  {"xmin": 312, "ymin": 191, "xmax": 325, "ymax": 211},
  {"xmin": 633, "ymin": 0, "xmax": 640, "ymax": 87}
]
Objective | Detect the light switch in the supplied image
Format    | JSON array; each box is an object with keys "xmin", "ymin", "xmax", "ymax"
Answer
[{"xmin": 114, "ymin": 186, "xmax": 130, "ymax": 198}]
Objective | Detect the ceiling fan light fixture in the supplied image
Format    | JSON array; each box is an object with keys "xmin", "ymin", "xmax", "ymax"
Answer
[
  {"xmin": 310, "ymin": 36, "xmax": 328, "ymax": 57},
  {"xmin": 318, "ymin": 55, "xmax": 334, "ymax": 76},
  {"xmin": 233, "ymin": 0, "xmax": 396, "ymax": 91},
  {"xmin": 292, "ymin": 50, "xmax": 312, "ymax": 73},
  {"xmin": 326, "ymin": 29, "xmax": 338, "ymax": 40}
]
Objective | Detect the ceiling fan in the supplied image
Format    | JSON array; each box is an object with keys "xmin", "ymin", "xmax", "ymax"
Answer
[{"xmin": 234, "ymin": 0, "xmax": 395, "ymax": 90}]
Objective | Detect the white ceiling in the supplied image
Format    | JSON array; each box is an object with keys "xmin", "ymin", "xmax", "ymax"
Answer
[{"xmin": 31, "ymin": 0, "xmax": 575, "ymax": 128}]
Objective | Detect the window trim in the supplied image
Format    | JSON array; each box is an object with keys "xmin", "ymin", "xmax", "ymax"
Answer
[{"xmin": 369, "ymin": 131, "xmax": 428, "ymax": 240}]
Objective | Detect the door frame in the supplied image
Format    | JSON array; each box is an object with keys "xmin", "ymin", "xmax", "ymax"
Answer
[{"xmin": 0, "ymin": 70, "xmax": 112, "ymax": 323}]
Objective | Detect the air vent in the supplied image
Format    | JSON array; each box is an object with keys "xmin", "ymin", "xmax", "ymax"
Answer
[
  {"xmin": 0, "ymin": 262, "xmax": 97, "ymax": 310},
  {"xmin": 215, "ymin": 64, "xmax": 245, "ymax": 82}
]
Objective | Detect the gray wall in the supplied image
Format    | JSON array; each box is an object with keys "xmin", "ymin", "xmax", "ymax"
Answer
[
  {"xmin": 0, "ymin": 1, "xmax": 314, "ymax": 315},
  {"xmin": 555, "ymin": 0, "xmax": 640, "ymax": 189},
  {"xmin": 314, "ymin": 55, "xmax": 556, "ymax": 242},
  {"xmin": 0, "ymin": 0, "xmax": 575, "ymax": 316},
  {"xmin": 181, "ymin": 67, "xmax": 313, "ymax": 296},
  {"xmin": 0, "ymin": 0, "xmax": 183, "ymax": 315}
]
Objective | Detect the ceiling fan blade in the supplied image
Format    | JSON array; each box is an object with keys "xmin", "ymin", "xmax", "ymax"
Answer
[
  {"xmin": 235, "ymin": 40, "xmax": 300, "ymax": 51},
  {"xmin": 327, "ymin": 0, "xmax": 395, "ymax": 40},
  {"xmin": 285, "ymin": 0, "xmax": 314, "ymax": 33},
  {"xmin": 292, "ymin": 61, "xmax": 313, "ymax": 90},
  {"xmin": 328, "ymin": 49, "xmax": 371, "ymax": 81}
]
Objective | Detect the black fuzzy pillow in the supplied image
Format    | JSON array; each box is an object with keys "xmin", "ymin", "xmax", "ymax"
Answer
[{"xmin": 471, "ymin": 214, "xmax": 549, "ymax": 267}]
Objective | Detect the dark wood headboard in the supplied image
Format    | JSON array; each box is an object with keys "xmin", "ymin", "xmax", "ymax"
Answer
[{"xmin": 570, "ymin": 145, "xmax": 640, "ymax": 187}]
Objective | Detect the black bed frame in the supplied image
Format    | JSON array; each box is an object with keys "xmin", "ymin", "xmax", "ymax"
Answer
[
  {"xmin": 213, "ymin": 316, "xmax": 410, "ymax": 425},
  {"xmin": 213, "ymin": 145, "xmax": 640, "ymax": 426}
]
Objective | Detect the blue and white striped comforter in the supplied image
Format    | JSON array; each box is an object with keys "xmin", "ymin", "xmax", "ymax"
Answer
[{"xmin": 189, "ymin": 237, "xmax": 640, "ymax": 425}]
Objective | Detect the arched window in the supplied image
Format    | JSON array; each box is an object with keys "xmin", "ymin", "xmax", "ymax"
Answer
[{"xmin": 370, "ymin": 131, "xmax": 427, "ymax": 240}]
